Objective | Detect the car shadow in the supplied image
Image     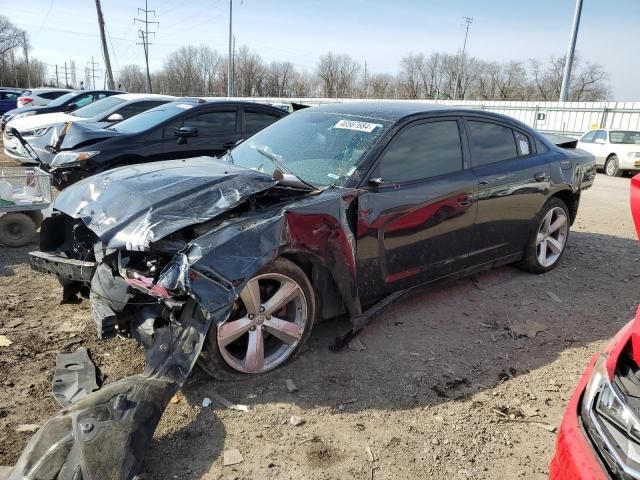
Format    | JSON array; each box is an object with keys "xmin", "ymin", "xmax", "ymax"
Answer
[
  {"xmin": 140, "ymin": 229, "xmax": 640, "ymax": 478},
  {"xmin": 0, "ymin": 236, "xmax": 39, "ymax": 276}
]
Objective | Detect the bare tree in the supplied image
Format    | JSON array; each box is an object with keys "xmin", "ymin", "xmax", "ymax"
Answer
[
  {"xmin": 316, "ymin": 52, "xmax": 360, "ymax": 97},
  {"xmin": 264, "ymin": 61, "xmax": 294, "ymax": 97},
  {"xmin": 570, "ymin": 62, "xmax": 609, "ymax": 101},
  {"xmin": 398, "ymin": 53, "xmax": 423, "ymax": 98},
  {"xmin": 118, "ymin": 64, "xmax": 146, "ymax": 93},
  {"xmin": 369, "ymin": 73, "xmax": 396, "ymax": 98}
]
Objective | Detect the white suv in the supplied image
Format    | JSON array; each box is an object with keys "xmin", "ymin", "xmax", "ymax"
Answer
[
  {"xmin": 577, "ymin": 129, "xmax": 640, "ymax": 177},
  {"xmin": 17, "ymin": 88, "xmax": 72, "ymax": 108}
]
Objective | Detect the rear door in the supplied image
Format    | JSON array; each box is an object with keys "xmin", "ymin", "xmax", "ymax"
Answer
[
  {"xmin": 0, "ymin": 92, "xmax": 19, "ymax": 114},
  {"xmin": 162, "ymin": 105, "xmax": 240, "ymax": 158},
  {"xmin": 465, "ymin": 117, "xmax": 550, "ymax": 264},
  {"xmin": 356, "ymin": 117, "xmax": 478, "ymax": 302}
]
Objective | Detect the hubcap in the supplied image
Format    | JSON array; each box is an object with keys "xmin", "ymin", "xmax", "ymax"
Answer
[
  {"xmin": 536, "ymin": 207, "xmax": 568, "ymax": 268},
  {"xmin": 606, "ymin": 159, "xmax": 616, "ymax": 176},
  {"xmin": 217, "ymin": 273, "xmax": 308, "ymax": 374}
]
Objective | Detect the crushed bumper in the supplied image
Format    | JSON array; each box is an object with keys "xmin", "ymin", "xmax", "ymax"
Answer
[{"xmin": 29, "ymin": 250, "xmax": 96, "ymax": 283}]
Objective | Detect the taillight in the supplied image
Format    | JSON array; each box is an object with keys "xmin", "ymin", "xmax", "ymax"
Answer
[{"xmin": 18, "ymin": 97, "xmax": 33, "ymax": 106}]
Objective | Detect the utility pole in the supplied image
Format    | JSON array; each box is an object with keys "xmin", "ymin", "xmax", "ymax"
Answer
[
  {"xmin": 95, "ymin": 0, "xmax": 116, "ymax": 89},
  {"xmin": 88, "ymin": 57, "xmax": 99, "ymax": 89},
  {"xmin": 453, "ymin": 16, "xmax": 473, "ymax": 101},
  {"xmin": 135, "ymin": 0, "xmax": 158, "ymax": 93},
  {"xmin": 55, "ymin": 65, "xmax": 59, "ymax": 87},
  {"xmin": 363, "ymin": 60, "xmax": 368, "ymax": 98},
  {"xmin": 63, "ymin": 61, "xmax": 69, "ymax": 88},
  {"xmin": 559, "ymin": 0, "xmax": 583, "ymax": 102},
  {"xmin": 22, "ymin": 32, "xmax": 31, "ymax": 88},
  {"xmin": 227, "ymin": 0, "xmax": 233, "ymax": 96}
]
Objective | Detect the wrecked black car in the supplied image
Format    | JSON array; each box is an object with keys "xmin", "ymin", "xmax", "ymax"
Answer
[{"xmin": 14, "ymin": 102, "xmax": 596, "ymax": 479}]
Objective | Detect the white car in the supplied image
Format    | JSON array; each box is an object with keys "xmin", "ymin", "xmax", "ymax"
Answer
[
  {"xmin": 577, "ymin": 128, "xmax": 640, "ymax": 177},
  {"xmin": 17, "ymin": 88, "xmax": 72, "ymax": 108},
  {"xmin": 4, "ymin": 93, "xmax": 175, "ymax": 162}
]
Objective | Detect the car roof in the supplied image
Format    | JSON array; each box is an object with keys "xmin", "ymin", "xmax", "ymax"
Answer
[
  {"xmin": 305, "ymin": 101, "xmax": 529, "ymax": 125},
  {"xmin": 166, "ymin": 98, "xmax": 288, "ymax": 109},
  {"xmin": 28, "ymin": 87, "xmax": 72, "ymax": 92},
  {"xmin": 111, "ymin": 93, "xmax": 175, "ymax": 101}
]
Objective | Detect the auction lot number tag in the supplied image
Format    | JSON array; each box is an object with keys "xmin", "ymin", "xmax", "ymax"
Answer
[{"xmin": 333, "ymin": 120, "xmax": 381, "ymax": 133}]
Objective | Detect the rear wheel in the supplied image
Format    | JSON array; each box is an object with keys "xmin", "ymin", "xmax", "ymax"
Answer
[
  {"xmin": 0, "ymin": 212, "xmax": 37, "ymax": 247},
  {"xmin": 520, "ymin": 197, "xmax": 570, "ymax": 273},
  {"xmin": 198, "ymin": 257, "xmax": 316, "ymax": 381},
  {"xmin": 605, "ymin": 155, "xmax": 623, "ymax": 177}
]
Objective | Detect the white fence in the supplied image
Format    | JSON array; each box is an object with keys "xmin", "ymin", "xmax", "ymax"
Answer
[{"xmin": 236, "ymin": 97, "xmax": 640, "ymax": 138}]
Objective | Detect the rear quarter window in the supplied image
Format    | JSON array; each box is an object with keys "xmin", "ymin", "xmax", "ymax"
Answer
[{"xmin": 39, "ymin": 91, "xmax": 67, "ymax": 100}]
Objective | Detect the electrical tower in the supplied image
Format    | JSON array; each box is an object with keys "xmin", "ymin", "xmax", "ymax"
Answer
[
  {"xmin": 135, "ymin": 0, "xmax": 158, "ymax": 93},
  {"xmin": 87, "ymin": 57, "xmax": 100, "ymax": 89}
]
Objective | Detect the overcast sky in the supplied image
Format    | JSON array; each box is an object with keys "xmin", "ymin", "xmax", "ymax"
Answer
[{"xmin": 1, "ymin": 0, "xmax": 638, "ymax": 100}]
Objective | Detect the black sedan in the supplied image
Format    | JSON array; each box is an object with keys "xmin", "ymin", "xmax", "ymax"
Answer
[
  {"xmin": 34, "ymin": 99, "xmax": 288, "ymax": 188},
  {"xmin": 0, "ymin": 89, "xmax": 121, "ymax": 130},
  {"xmin": 21, "ymin": 102, "xmax": 596, "ymax": 478}
]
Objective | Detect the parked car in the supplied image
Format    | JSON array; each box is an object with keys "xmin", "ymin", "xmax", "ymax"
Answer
[
  {"xmin": 37, "ymin": 99, "xmax": 288, "ymax": 188},
  {"xmin": 550, "ymin": 173, "xmax": 640, "ymax": 480},
  {"xmin": 1, "ymin": 89, "xmax": 121, "ymax": 131},
  {"xmin": 577, "ymin": 128, "xmax": 640, "ymax": 177},
  {"xmin": 30, "ymin": 102, "xmax": 596, "ymax": 381},
  {"xmin": 0, "ymin": 89, "xmax": 23, "ymax": 114},
  {"xmin": 16, "ymin": 87, "xmax": 71, "ymax": 108},
  {"xmin": 3, "ymin": 93, "xmax": 175, "ymax": 163}
]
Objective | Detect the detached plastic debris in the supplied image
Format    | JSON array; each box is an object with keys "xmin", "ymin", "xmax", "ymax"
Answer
[{"xmin": 52, "ymin": 348, "xmax": 101, "ymax": 407}]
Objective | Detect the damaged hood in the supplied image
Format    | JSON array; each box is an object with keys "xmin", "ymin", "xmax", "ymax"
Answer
[
  {"xmin": 53, "ymin": 157, "xmax": 277, "ymax": 250},
  {"xmin": 55, "ymin": 121, "xmax": 122, "ymax": 150}
]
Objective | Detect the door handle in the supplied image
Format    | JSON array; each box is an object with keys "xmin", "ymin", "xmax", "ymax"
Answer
[{"xmin": 534, "ymin": 172, "xmax": 549, "ymax": 182}]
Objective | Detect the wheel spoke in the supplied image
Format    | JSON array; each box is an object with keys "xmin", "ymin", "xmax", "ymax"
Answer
[
  {"xmin": 541, "ymin": 212, "xmax": 552, "ymax": 235},
  {"xmin": 244, "ymin": 328, "xmax": 265, "ymax": 371},
  {"xmin": 218, "ymin": 317, "xmax": 253, "ymax": 347},
  {"xmin": 538, "ymin": 240, "xmax": 548, "ymax": 264},
  {"xmin": 262, "ymin": 279, "xmax": 300, "ymax": 315},
  {"xmin": 548, "ymin": 215, "xmax": 567, "ymax": 234},
  {"xmin": 263, "ymin": 316, "xmax": 304, "ymax": 345},
  {"xmin": 547, "ymin": 236, "xmax": 563, "ymax": 254},
  {"xmin": 240, "ymin": 278, "xmax": 261, "ymax": 314}
]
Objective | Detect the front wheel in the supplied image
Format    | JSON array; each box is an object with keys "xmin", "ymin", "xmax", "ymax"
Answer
[
  {"xmin": 520, "ymin": 198, "xmax": 570, "ymax": 273},
  {"xmin": 198, "ymin": 257, "xmax": 316, "ymax": 381},
  {"xmin": 605, "ymin": 155, "xmax": 623, "ymax": 177}
]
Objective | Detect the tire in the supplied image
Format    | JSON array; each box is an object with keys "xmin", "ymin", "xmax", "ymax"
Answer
[
  {"xmin": 26, "ymin": 210, "xmax": 44, "ymax": 228},
  {"xmin": 0, "ymin": 212, "xmax": 37, "ymax": 247},
  {"xmin": 198, "ymin": 257, "xmax": 316, "ymax": 381},
  {"xmin": 605, "ymin": 155, "xmax": 623, "ymax": 177},
  {"xmin": 519, "ymin": 197, "xmax": 570, "ymax": 274}
]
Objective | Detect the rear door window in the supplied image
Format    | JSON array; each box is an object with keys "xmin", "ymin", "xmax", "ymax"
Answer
[
  {"xmin": 40, "ymin": 91, "xmax": 66, "ymax": 100},
  {"xmin": 116, "ymin": 101, "xmax": 167, "ymax": 120},
  {"xmin": 466, "ymin": 120, "xmax": 518, "ymax": 167},
  {"xmin": 243, "ymin": 108, "xmax": 282, "ymax": 134},
  {"xmin": 183, "ymin": 109, "xmax": 237, "ymax": 135}
]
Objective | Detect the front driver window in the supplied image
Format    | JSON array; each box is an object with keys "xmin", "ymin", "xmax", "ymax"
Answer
[
  {"xmin": 593, "ymin": 130, "xmax": 608, "ymax": 143},
  {"xmin": 73, "ymin": 94, "xmax": 93, "ymax": 108},
  {"xmin": 580, "ymin": 131, "xmax": 596, "ymax": 143},
  {"xmin": 379, "ymin": 120, "xmax": 463, "ymax": 183}
]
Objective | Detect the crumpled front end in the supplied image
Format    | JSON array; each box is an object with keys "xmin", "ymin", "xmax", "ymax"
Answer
[{"xmin": 18, "ymin": 159, "xmax": 360, "ymax": 479}]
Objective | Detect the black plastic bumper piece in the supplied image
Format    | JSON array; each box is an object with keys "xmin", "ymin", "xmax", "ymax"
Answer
[{"xmin": 29, "ymin": 250, "xmax": 96, "ymax": 284}]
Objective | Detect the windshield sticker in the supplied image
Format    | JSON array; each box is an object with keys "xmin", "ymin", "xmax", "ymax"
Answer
[
  {"xmin": 175, "ymin": 104, "xmax": 193, "ymax": 110},
  {"xmin": 333, "ymin": 120, "xmax": 382, "ymax": 133},
  {"xmin": 327, "ymin": 173, "xmax": 340, "ymax": 180}
]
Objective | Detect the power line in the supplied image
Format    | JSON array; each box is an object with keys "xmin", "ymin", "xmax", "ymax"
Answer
[{"xmin": 134, "ymin": 0, "xmax": 158, "ymax": 93}]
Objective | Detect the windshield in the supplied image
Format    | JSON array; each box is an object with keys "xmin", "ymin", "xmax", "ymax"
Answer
[
  {"xmin": 110, "ymin": 102, "xmax": 194, "ymax": 133},
  {"xmin": 46, "ymin": 92, "xmax": 77, "ymax": 107},
  {"xmin": 225, "ymin": 110, "xmax": 391, "ymax": 187},
  {"xmin": 71, "ymin": 96, "xmax": 125, "ymax": 118},
  {"xmin": 609, "ymin": 130, "xmax": 640, "ymax": 145}
]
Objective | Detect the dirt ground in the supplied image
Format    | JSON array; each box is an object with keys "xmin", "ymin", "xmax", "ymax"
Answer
[{"xmin": 1, "ymin": 161, "xmax": 638, "ymax": 479}]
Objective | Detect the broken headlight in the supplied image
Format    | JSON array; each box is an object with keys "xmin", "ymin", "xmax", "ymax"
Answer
[
  {"xmin": 51, "ymin": 151, "xmax": 99, "ymax": 167},
  {"xmin": 582, "ymin": 354, "xmax": 640, "ymax": 478},
  {"xmin": 118, "ymin": 251, "xmax": 171, "ymax": 298}
]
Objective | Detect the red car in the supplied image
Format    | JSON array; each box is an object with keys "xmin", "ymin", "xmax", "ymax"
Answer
[{"xmin": 550, "ymin": 174, "xmax": 640, "ymax": 479}]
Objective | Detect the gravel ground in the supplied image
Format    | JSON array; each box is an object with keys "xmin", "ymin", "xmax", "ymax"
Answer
[{"xmin": 0, "ymin": 159, "xmax": 637, "ymax": 479}]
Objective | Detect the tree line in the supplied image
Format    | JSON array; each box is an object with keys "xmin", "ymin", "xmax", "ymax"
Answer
[{"xmin": 119, "ymin": 45, "xmax": 609, "ymax": 102}]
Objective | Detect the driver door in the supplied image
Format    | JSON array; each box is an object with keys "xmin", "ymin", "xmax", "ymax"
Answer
[{"xmin": 356, "ymin": 117, "xmax": 478, "ymax": 304}]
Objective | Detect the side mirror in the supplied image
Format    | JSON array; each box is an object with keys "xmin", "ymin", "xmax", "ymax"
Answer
[
  {"xmin": 175, "ymin": 126, "xmax": 199, "ymax": 138},
  {"xmin": 106, "ymin": 113, "xmax": 124, "ymax": 122},
  {"xmin": 65, "ymin": 103, "xmax": 78, "ymax": 112},
  {"xmin": 594, "ymin": 138, "xmax": 606, "ymax": 145}
]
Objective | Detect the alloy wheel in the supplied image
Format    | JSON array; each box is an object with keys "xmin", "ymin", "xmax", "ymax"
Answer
[
  {"xmin": 217, "ymin": 272, "xmax": 308, "ymax": 374},
  {"xmin": 536, "ymin": 207, "xmax": 569, "ymax": 268}
]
